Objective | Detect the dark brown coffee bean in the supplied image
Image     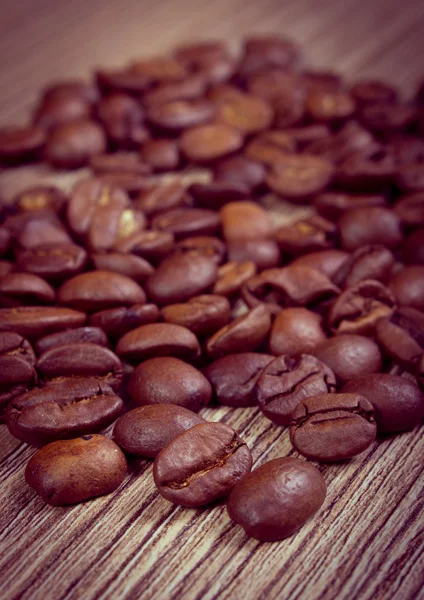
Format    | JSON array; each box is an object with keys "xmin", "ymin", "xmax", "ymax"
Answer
[
  {"xmin": 58, "ymin": 271, "xmax": 145, "ymax": 312},
  {"xmin": 213, "ymin": 261, "xmax": 257, "ymax": 297},
  {"xmin": 255, "ymin": 354, "xmax": 336, "ymax": 426},
  {"xmin": 134, "ymin": 183, "xmax": 189, "ymax": 216},
  {"xmin": 115, "ymin": 230, "xmax": 175, "ymax": 263},
  {"xmin": 285, "ymin": 124, "xmax": 330, "ymax": 146},
  {"xmin": 0, "ymin": 126, "xmax": 46, "ymax": 162},
  {"xmin": 152, "ymin": 208, "xmax": 220, "ymax": 239},
  {"xmin": 25, "ymin": 435, "xmax": 127, "ymax": 505},
  {"xmin": 96, "ymin": 94, "xmax": 148, "ymax": 148},
  {"xmin": 90, "ymin": 151, "xmax": 151, "ymax": 176},
  {"xmin": 132, "ymin": 56, "xmax": 188, "ymax": 82},
  {"xmin": 215, "ymin": 92, "xmax": 273, "ymax": 135},
  {"xmin": 116, "ymin": 323, "xmax": 200, "ymax": 363},
  {"xmin": 45, "ymin": 119, "xmax": 107, "ymax": 168},
  {"xmin": 227, "ymin": 239, "xmax": 281, "ymax": 271},
  {"xmin": 290, "ymin": 393, "xmax": 376, "ymax": 461},
  {"xmin": 34, "ymin": 95, "xmax": 91, "ymax": 130},
  {"xmin": 142, "ymin": 74, "xmax": 207, "ymax": 106},
  {"xmin": 227, "ymin": 457, "xmax": 326, "ymax": 542},
  {"xmin": 37, "ymin": 343, "xmax": 122, "ymax": 389},
  {"xmin": 339, "ymin": 207, "xmax": 403, "ymax": 251},
  {"xmin": 161, "ymin": 295, "xmax": 230, "ymax": 337},
  {"xmin": 361, "ymin": 103, "xmax": 416, "ymax": 134},
  {"xmin": 147, "ymin": 99, "xmax": 215, "ymax": 131},
  {"xmin": 403, "ymin": 228, "xmax": 424, "ymax": 265},
  {"xmin": 0, "ymin": 355, "xmax": 37, "ymax": 420},
  {"xmin": 0, "ymin": 273, "xmax": 55, "ymax": 307},
  {"xmin": 314, "ymin": 192, "xmax": 386, "ymax": 221},
  {"xmin": 220, "ymin": 201, "xmax": 273, "ymax": 242},
  {"xmin": 244, "ymin": 131, "xmax": 294, "ymax": 167},
  {"xmin": 7, "ymin": 379, "xmax": 124, "ymax": 446},
  {"xmin": 206, "ymin": 305, "xmax": 271, "ymax": 359},
  {"xmin": 35, "ymin": 326, "xmax": 108, "ymax": 355},
  {"xmin": 397, "ymin": 163, "xmax": 424, "ymax": 194},
  {"xmin": 89, "ymin": 303, "xmax": 159, "ymax": 338},
  {"xmin": 328, "ymin": 280, "xmax": 396, "ymax": 336},
  {"xmin": 389, "ymin": 266, "xmax": 424, "ymax": 311},
  {"xmin": 146, "ymin": 252, "xmax": 217, "ymax": 305},
  {"xmin": 269, "ymin": 307, "xmax": 327, "ymax": 356},
  {"xmin": 393, "ymin": 192, "xmax": 424, "ymax": 228},
  {"xmin": 333, "ymin": 246, "xmax": 395, "ymax": 288},
  {"xmin": 239, "ymin": 36, "xmax": 301, "ymax": 76},
  {"xmin": 351, "ymin": 80, "xmax": 398, "ymax": 107},
  {"xmin": 180, "ymin": 124, "xmax": 243, "ymax": 163},
  {"xmin": 173, "ymin": 236, "xmax": 226, "ymax": 265},
  {"xmin": 205, "ymin": 352, "xmax": 273, "ymax": 407},
  {"xmin": 16, "ymin": 243, "xmax": 87, "ymax": 282},
  {"xmin": 13, "ymin": 186, "xmax": 68, "ymax": 215},
  {"xmin": 313, "ymin": 334, "xmax": 382, "ymax": 384},
  {"xmin": 0, "ymin": 331, "xmax": 36, "ymax": 364},
  {"xmin": 266, "ymin": 154, "xmax": 334, "ymax": 201},
  {"xmin": 114, "ymin": 405, "xmax": 205, "ymax": 458},
  {"xmin": 376, "ymin": 307, "xmax": 424, "ymax": 371},
  {"xmin": 276, "ymin": 216, "xmax": 337, "ymax": 256},
  {"xmin": 291, "ymin": 250, "xmax": 349, "ymax": 280},
  {"xmin": 306, "ymin": 90, "xmax": 355, "ymax": 123},
  {"xmin": 342, "ymin": 374, "xmax": 424, "ymax": 433},
  {"xmin": 91, "ymin": 252, "xmax": 154, "ymax": 282},
  {"xmin": 96, "ymin": 66, "xmax": 151, "ymax": 95},
  {"xmin": 215, "ymin": 155, "xmax": 266, "ymax": 190},
  {"xmin": 153, "ymin": 422, "xmax": 252, "ymax": 507},
  {"xmin": 190, "ymin": 180, "xmax": 250, "ymax": 210},
  {"xmin": 0, "ymin": 227, "xmax": 11, "ymax": 257},
  {"xmin": 141, "ymin": 139, "xmax": 180, "ymax": 171},
  {"xmin": 0, "ymin": 306, "xmax": 86, "ymax": 339},
  {"xmin": 128, "ymin": 357, "xmax": 211, "ymax": 411}
]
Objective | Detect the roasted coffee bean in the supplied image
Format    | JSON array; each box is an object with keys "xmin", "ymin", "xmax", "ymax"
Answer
[
  {"xmin": 147, "ymin": 99, "xmax": 215, "ymax": 131},
  {"xmin": 227, "ymin": 239, "xmax": 281, "ymax": 271},
  {"xmin": 91, "ymin": 252, "xmax": 154, "ymax": 282},
  {"xmin": 0, "ymin": 273, "xmax": 55, "ymax": 307},
  {"xmin": 328, "ymin": 280, "xmax": 396, "ymax": 336},
  {"xmin": 255, "ymin": 354, "xmax": 336, "ymax": 426},
  {"xmin": 205, "ymin": 352, "xmax": 274, "ymax": 407},
  {"xmin": 351, "ymin": 79, "xmax": 398, "ymax": 107},
  {"xmin": 339, "ymin": 207, "xmax": 403, "ymax": 251},
  {"xmin": 276, "ymin": 215, "xmax": 337, "ymax": 256},
  {"xmin": 190, "ymin": 180, "xmax": 250, "ymax": 210},
  {"xmin": 213, "ymin": 261, "xmax": 257, "ymax": 297},
  {"xmin": 36, "ymin": 343, "xmax": 122, "ymax": 389},
  {"xmin": 285, "ymin": 124, "xmax": 330, "ymax": 146},
  {"xmin": 135, "ymin": 183, "xmax": 189, "ymax": 216},
  {"xmin": 290, "ymin": 393, "xmax": 376, "ymax": 461},
  {"xmin": 16, "ymin": 244, "xmax": 88, "ymax": 282},
  {"xmin": 45, "ymin": 119, "xmax": 107, "ymax": 168},
  {"xmin": 206, "ymin": 305, "xmax": 271, "ymax": 359},
  {"xmin": 375, "ymin": 307, "xmax": 424, "ymax": 371},
  {"xmin": 90, "ymin": 151, "xmax": 151, "ymax": 183},
  {"xmin": 291, "ymin": 250, "xmax": 349, "ymax": 280},
  {"xmin": 153, "ymin": 422, "xmax": 252, "ymax": 507},
  {"xmin": 0, "ymin": 354, "xmax": 37, "ymax": 420},
  {"xmin": 13, "ymin": 215, "xmax": 72, "ymax": 250},
  {"xmin": 313, "ymin": 334, "xmax": 382, "ymax": 384},
  {"xmin": 146, "ymin": 252, "xmax": 217, "ymax": 305},
  {"xmin": 215, "ymin": 155, "xmax": 266, "ymax": 190},
  {"xmin": 0, "ymin": 331, "xmax": 36, "ymax": 364},
  {"xmin": 58, "ymin": 271, "xmax": 146, "ymax": 312},
  {"xmin": 342, "ymin": 374, "xmax": 424, "ymax": 433},
  {"xmin": 306, "ymin": 90, "xmax": 355, "ymax": 123},
  {"xmin": 361, "ymin": 103, "xmax": 417, "ymax": 135},
  {"xmin": 13, "ymin": 186, "xmax": 68, "ymax": 215},
  {"xmin": 25, "ymin": 435, "xmax": 127, "ymax": 505},
  {"xmin": 337, "ymin": 146, "xmax": 397, "ymax": 190},
  {"xmin": 393, "ymin": 192, "xmax": 424, "ymax": 228},
  {"xmin": 34, "ymin": 95, "xmax": 91, "ymax": 130},
  {"xmin": 141, "ymin": 139, "xmax": 180, "ymax": 171},
  {"xmin": 96, "ymin": 93, "xmax": 148, "ymax": 148},
  {"xmin": 0, "ymin": 306, "xmax": 86, "ymax": 339},
  {"xmin": 96, "ymin": 66, "xmax": 152, "ymax": 95},
  {"xmin": 114, "ymin": 405, "xmax": 205, "ymax": 458},
  {"xmin": 161, "ymin": 295, "xmax": 230, "ymax": 337},
  {"xmin": 0, "ymin": 126, "xmax": 46, "ymax": 162},
  {"xmin": 314, "ymin": 192, "xmax": 386, "ymax": 221},
  {"xmin": 266, "ymin": 154, "xmax": 334, "ymax": 201},
  {"xmin": 35, "ymin": 326, "xmax": 108, "ymax": 355},
  {"xmin": 180, "ymin": 124, "xmax": 243, "ymax": 163},
  {"xmin": 220, "ymin": 201, "xmax": 273, "ymax": 242},
  {"xmin": 7, "ymin": 379, "xmax": 124, "ymax": 446},
  {"xmin": 142, "ymin": 74, "xmax": 207, "ymax": 106},
  {"xmin": 89, "ymin": 303, "xmax": 159, "ymax": 338},
  {"xmin": 116, "ymin": 323, "xmax": 200, "ymax": 363},
  {"xmin": 269, "ymin": 307, "xmax": 327, "ymax": 356},
  {"xmin": 239, "ymin": 36, "xmax": 301, "ymax": 76},
  {"xmin": 403, "ymin": 228, "xmax": 424, "ymax": 265},
  {"xmin": 116, "ymin": 230, "xmax": 174, "ymax": 263},
  {"xmin": 244, "ymin": 131, "xmax": 294, "ymax": 167},
  {"xmin": 227, "ymin": 457, "xmax": 326, "ymax": 542},
  {"xmin": 128, "ymin": 357, "xmax": 211, "ymax": 411},
  {"xmin": 173, "ymin": 236, "xmax": 226, "ymax": 265},
  {"xmin": 152, "ymin": 207, "xmax": 220, "ymax": 239},
  {"xmin": 215, "ymin": 92, "xmax": 273, "ymax": 135},
  {"xmin": 333, "ymin": 246, "xmax": 395, "ymax": 288},
  {"xmin": 389, "ymin": 266, "xmax": 424, "ymax": 311}
]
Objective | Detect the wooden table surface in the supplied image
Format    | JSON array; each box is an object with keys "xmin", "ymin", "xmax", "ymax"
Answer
[{"xmin": 1, "ymin": 1, "xmax": 424, "ymax": 599}]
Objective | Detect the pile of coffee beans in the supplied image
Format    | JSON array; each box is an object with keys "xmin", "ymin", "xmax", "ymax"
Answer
[{"xmin": 1, "ymin": 35, "xmax": 424, "ymax": 543}]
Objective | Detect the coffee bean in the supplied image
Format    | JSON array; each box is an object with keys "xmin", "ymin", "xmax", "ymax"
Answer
[
  {"xmin": 116, "ymin": 323, "xmax": 200, "ymax": 363},
  {"xmin": 266, "ymin": 154, "xmax": 334, "ymax": 201},
  {"xmin": 205, "ymin": 352, "xmax": 273, "ymax": 407},
  {"xmin": 91, "ymin": 252, "xmax": 154, "ymax": 282},
  {"xmin": 16, "ymin": 243, "xmax": 88, "ymax": 282},
  {"xmin": 0, "ymin": 306, "xmax": 86, "ymax": 339},
  {"xmin": 339, "ymin": 207, "xmax": 403, "ymax": 251},
  {"xmin": 96, "ymin": 93, "xmax": 148, "ymax": 148},
  {"xmin": 161, "ymin": 294, "xmax": 230, "ymax": 337},
  {"xmin": 239, "ymin": 36, "xmax": 301, "ymax": 76},
  {"xmin": 190, "ymin": 180, "xmax": 250, "ymax": 210},
  {"xmin": 332, "ymin": 246, "xmax": 395, "ymax": 288},
  {"xmin": 0, "ymin": 126, "xmax": 46, "ymax": 162},
  {"xmin": 342, "ymin": 374, "xmax": 424, "ymax": 433},
  {"xmin": 36, "ymin": 343, "xmax": 123, "ymax": 389},
  {"xmin": 173, "ymin": 236, "xmax": 226, "ymax": 265},
  {"xmin": 361, "ymin": 103, "xmax": 417, "ymax": 135},
  {"xmin": 389, "ymin": 266, "xmax": 424, "ymax": 311},
  {"xmin": 313, "ymin": 334, "xmax": 382, "ymax": 384},
  {"xmin": 215, "ymin": 155, "xmax": 265, "ymax": 190},
  {"xmin": 13, "ymin": 186, "xmax": 68, "ymax": 215},
  {"xmin": 220, "ymin": 201, "xmax": 273, "ymax": 242},
  {"xmin": 245, "ymin": 130, "xmax": 294, "ymax": 167},
  {"xmin": 0, "ymin": 273, "xmax": 55, "ymax": 307},
  {"xmin": 0, "ymin": 331, "xmax": 36, "ymax": 364},
  {"xmin": 141, "ymin": 139, "xmax": 180, "ymax": 171},
  {"xmin": 35, "ymin": 326, "xmax": 108, "ymax": 355},
  {"xmin": 276, "ymin": 215, "xmax": 337, "ymax": 256},
  {"xmin": 153, "ymin": 422, "xmax": 252, "ymax": 507},
  {"xmin": 403, "ymin": 228, "xmax": 424, "ymax": 265},
  {"xmin": 306, "ymin": 90, "xmax": 355, "ymax": 123},
  {"xmin": 213, "ymin": 261, "xmax": 257, "ymax": 297},
  {"xmin": 290, "ymin": 393, "xmax": 376, "ymax": 461},
  {"xmin": 116, "ymin": 230, "xmax": 174, "ymax": 263},
  {"xmin": 146, "ymin": 252, "xmax": 217, "ymax": 305},
  {"xmin": 142, "ymin": 74, "xmax": 207, "ymax": 106},
  {"xmin": 113, "ymin": 405, "xmax": 205, "ymax": 458},
  {"xmin": 227, "ymin": 239, "xmax": 281, "ymax": 270},
  {"xmin": 90, "ymin": 151, "xmax": 151, "ymax": 178},
  {"xmin": 206, "ymin": 305, "xmax": 271, "ymax": 359},
  {"xmin": 337, "ymin": 146, "xmax": 396, "ymax": 190},
  {"xmin": 375, "ymin": 307, "xmax": 424, "ymax": 370},
  {"xmin": 135, "ymin": 183, "xmax": 189, "ymax": 216},
  {"xmin": 0, "ymin": 332, "xmax": 37, "ymax": 420},
  {"xmin": 132, "ymin": 56, "xmax": 187, "ymax": 82},
  {"xmin": 89, "ymin": 303, "xmax": 159, "ymax": 338},
  {"xmin": 128, "ymin": 357, "xmax": 211, "ymax": 411},
  {"xmin": 180, "ymin": 124, "xmax": 243, "ymax": 163},
  {"xmin": 34, "ymin": 95, "xmax": 91, "ymax": 130},
  {"xmin": 393, "ymin": 192, "xmax": 424, "ymax": 228},
  {"xmin": 291, "ymin": 250, "xmax": 349, "ymax": 279},
  {"xmin": 58, "ymin": 271, "xmax": 146, "ymax": 312},
  {"xmin": 7, "ymin": 379, "xmax": 124, "ymax": 446},
  {"xmin": 215, "ymin": 92, "xmax": 273, "ymax": 134},
  {"xmin": 13, "ymin": 215, "xmax": 72, "ymax": 250},
  {"xmin": 147, "ymin": 99, "xmax": 215, "ymax": 131},
  {"xmin": 25, "ymin": 435, "xmax": 127, "ymax": 505},
  {"xmin": 314, "ymin": 192, "xmax": 386, "ymax": 221},
  {"xmin": 255, "ymin": 354, "xmax": 336, "ymax": 425},
  {"xmin": 96, "ymin": 67, "xmax": 151, "ymax": 95},
  {"xmin": 269, "ymin": 307, "xmax": 327, "ymax": 356},
  {"xmin": 227, "ymin": 457, "xmax": 326, "ymax": 541},
  {"xmin": 152, "ymin": 207, "xmax": 220, "ymax": 239},
  {"xmin": 45, "ymin": 119, "xmax": 107, "ymax": 168}
]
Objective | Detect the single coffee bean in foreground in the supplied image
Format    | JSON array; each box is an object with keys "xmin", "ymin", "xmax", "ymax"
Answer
[
  {"xmin": 25, "ymin": 434, "xmax": 127, "ymax": 506},
  {"xmin": 113, "ymin": 405, "xmax": 205, "ymax": 458},
  {"xmin": 153, "ymin": 422, "xmax": 252, "ymax": 507},
  {"xmin": 227, "ymin": 457, "xmax": 326, "ymax": 542},
  {"xmin": 290, "ymin": 393, "xmax": 377, "ymax": 461}
]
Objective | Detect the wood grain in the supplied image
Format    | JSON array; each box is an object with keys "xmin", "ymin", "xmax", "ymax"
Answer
[{"xmin": 1, "ymin": 1, "xmax": 424, "ymax": 599}]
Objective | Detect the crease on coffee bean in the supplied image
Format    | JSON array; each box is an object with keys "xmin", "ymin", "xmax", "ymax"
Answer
[
  {"xmin": 163, "ymin": 433, "xmax": 245, "ymax": 490},
  {"xmin": 262, "ymin": 370, "xmax": 329, "ymax": 405},
  {"xmin": 292, "ymin": 402, "xmax": 374, "ymax": 427},
  {"xmin": 12, "ymin": 383, "xmax": 110, "ymax": 412}
]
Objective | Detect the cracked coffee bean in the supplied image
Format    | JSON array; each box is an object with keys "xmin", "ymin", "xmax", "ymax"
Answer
[{"xmin": 375, "ymin": 307, "xmax": 424, "ymax": 371}]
